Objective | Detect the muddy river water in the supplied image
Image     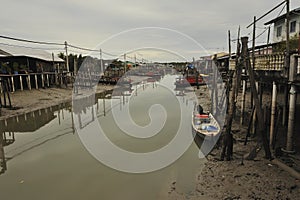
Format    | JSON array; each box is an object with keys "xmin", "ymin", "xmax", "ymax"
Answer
[{"xmin": 0, "ymin": 75, "xmax": 209, "ymax": 200}]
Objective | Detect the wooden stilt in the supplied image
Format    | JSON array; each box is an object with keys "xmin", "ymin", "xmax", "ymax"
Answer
[
  {"xmin": 27, "ymin": 75, "xmax": 32, "ymax": 90},
  {"xmin": 240, "ymin": 79, "xmax": 246, "ymax": 126},
  {"xmin": 20, "ymin": 75, "xmax": 23, "ymax": 91},
  {"xmin": 242, "ymin": 36, "xmax": 271, "ymax": 159},
  {"xmin": 35, "ymin": 74, "xmax": 38, "ymax": 89},
  {"xmin": 41, "ymin": 74, "xmax": 45, "ymax": 88}
]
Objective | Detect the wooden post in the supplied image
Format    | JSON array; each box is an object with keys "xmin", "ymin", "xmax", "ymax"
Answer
[
  {"xmin": 0, "ymin": 131, "xmax": 7, "ymax": 172},
  {"xmin": 252, "ymin": 16, "xmax": 256, "ymax": 70},
  {"xmin": 11, "ymin": 76, "xmax": 15, "ymax": 92},
  {"xmin": 35, "ymin": 74, "xmax": 38, "ymax": 89},
  {"xmin": 41, "ymin": 73, "xmax": 45, "ymax": 88},
  {"xmin": 27, "ymin": 75, "xmax": 32, "ymax": 90},
  {"xmin": 19, "ymin": 75, "xmax": 23, "ymax": 91},
  {"xmin": 221, "ymin": 28, "xmax": 241, "ymax": 160},
  {"xmin": 228, "ymin": 30, "xmax": 231, "ymax": 58},
  {"xmin": 65, "ymin": 41, "xmax": 69, "ymax": 72},
  {"xmin": 282, "ymin": 86, "xmax": 288, "ymax": 125},
  {"xmin": 46, "ymin": 74, "xmax": 50, "ymax": 87},
  {"xmin": 100, "ymin": 49, "xmax": 103, "ymax": 75},
  {"xmin": 242, "ymin": 36, "xmax": 271, "ymax": 159},
  {"xmin": 71, "ymin": 107, "xmax": 75, "ymax": 134},
  {"xmin": 103, "ymin": 98, "xmax": 106, "ymax": 116},
  {"xmin": 266, "ymin": 26, "xmax": 271, "ymax": 54},
  {"xmin": 269, "ymin": 81, "xmax": 277, "ymax": 148},
  {"xmin": 124, "ymin": 53, "xmax": 127, "ymax": 74},
  {"xmin": 240, "ymin": 79, "xmax": 246, "ymax": 125}
]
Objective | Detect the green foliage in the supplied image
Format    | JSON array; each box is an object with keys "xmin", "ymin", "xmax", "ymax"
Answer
[{"xmin": 273, "ymin": 34, "xmax": 299, "ymax": 53}]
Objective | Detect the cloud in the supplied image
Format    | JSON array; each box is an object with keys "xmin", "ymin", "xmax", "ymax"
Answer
[{"xmin": 0, "ymin": 0, "xmax": 299, "ymax": 61}]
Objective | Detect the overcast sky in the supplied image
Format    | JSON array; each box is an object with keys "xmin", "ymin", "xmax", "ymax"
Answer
[{"xmin": 1, "ymin": 0, "xmax": 299, "ymax": 62}]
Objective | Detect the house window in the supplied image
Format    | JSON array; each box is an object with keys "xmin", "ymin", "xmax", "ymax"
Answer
[
  {"xmin": 290, "ymin": 21, "xmax": 296, "ymax": 33},
  {"xmin": 276, "ymin": 26, "xmax": 282, "ymax": 37}
]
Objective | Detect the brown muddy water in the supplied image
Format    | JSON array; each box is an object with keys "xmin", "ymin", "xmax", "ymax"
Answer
[{"xmin": 0, "ymin": 75, "xmax": 209, "ymax": 200}]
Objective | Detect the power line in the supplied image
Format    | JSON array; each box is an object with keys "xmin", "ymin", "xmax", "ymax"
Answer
[
  {"xmin": 0, "ymin": 42, "xmax": 64, "ymax": 51},
  {"xmin": 248, "ymin": 4, "xmax": 287, "ymax": 43},
  {"xmin": 0, "ymin": 35, "xmax": 63, "ymax": 46},
  {"xmin": 67, "ymin": 44, "xmax": 99, "ymax": 52}
]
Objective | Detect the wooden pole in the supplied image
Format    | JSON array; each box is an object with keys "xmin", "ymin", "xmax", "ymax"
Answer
[
  {"xmin": 282, "ymin": 0, "xmax": 290, "ymax": 126},
  {"xmin": 0, "ymin": 131, "xmax": 7, "ymax": 172},
  {"xmin": 221, "ymin": 28, "xmax": 241, "ymax": 160},
  {"xmin": 250, "ymin": 16, "xmax": 256, "ymax": 109},
  {"xmin": 103, "ymin": 98, "xmax": 106, "ymax": 116},
  {"xmin": 41, "ymin": 73, "xmax": 45, "ymax": 88},
  {"xmin": 228, "ymin": 30, "xmax": 231, "ymax": 58},
  {"xmin": 19, "ymin": 75, "xmax": 23, "ymax": 91},
  {"xmin": 242, "ymin": 36, "xmax": 271, "ymax": 159},
  {"xmin": 124, "ymin": 53, "xmax": 126, "ymax": 74},
  {"xmin": 35, "ymin": 74, "xmax": 38, "ymax": 89},
  {"xmin": 100, "ymin": 49, "xmax": 103, "ymax": 75},
  {"xmin": 46, "ymin": 74, "xmax": 50, "ymax": 87},
  {"xmin": 65, "ymin": 41, "xmax": 70, "ymax": 72},
  {"xmin": 74, "ymin": 56, "xmax": 78, "ymax": 75},
  {"xmin": 240, "ymin": 79, "xmax": 246, "ymax": 126},
  {"xmin": 266, "ymin": 26, "xmax": 271, "ymax": 54}
]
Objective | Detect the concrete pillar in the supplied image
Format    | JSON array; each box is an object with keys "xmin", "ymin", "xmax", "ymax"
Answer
[
  {"xmin": 285, "ymin": 85, "xmax": 296, "ymax": 152},
  {"xmin": 269, "ymin": 81, "xmax": 277, "ymax": 147}
]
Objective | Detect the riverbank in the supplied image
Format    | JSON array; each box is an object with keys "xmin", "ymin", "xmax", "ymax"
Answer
[
  {"xmin": 0, "ymin": 85, "xmax": 114, "ymax": 120},
  {"xmin": 168, "ymin": 85, "xmax": 300, "ymax": 199},
  {"xmin": 168, "ymin": 122, "xmax": 300, "ymax": 199}
]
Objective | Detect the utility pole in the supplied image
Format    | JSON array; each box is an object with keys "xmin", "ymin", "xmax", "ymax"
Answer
[
  {"xmin": 266, "ymin": 26, "xmax": 271, "ymax": 54},
  {"xmin": 252, "ymin": 16, "xmax": 256, "ymax": 70},
  {"xmin": 64, "ymin": 41, "xmax": 69, "ymax": 72},
  {"xmin": 228, "ymin": 30, "xmax": 231, "ymax": 58},
  {"xmin": 124, "ymin": 53, "xmax": 126, "ymax": 74},
  {"xmin": 100, "ymin": 49, "xmax": 104, "ymax": 75}
]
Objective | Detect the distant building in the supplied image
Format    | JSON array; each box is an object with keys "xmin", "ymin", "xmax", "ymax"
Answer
[
  {"xmin": 264, "ymin": 7, "xmax": 300, "ymax": 43},
  {"xmin": 0, "ymin": 44, "xmax": 64, "ymax": 74}
]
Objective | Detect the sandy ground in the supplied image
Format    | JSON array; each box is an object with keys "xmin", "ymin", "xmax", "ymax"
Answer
[{"xmin": 0, "ymin": 84, "xmax": 114, "ymax": 120}]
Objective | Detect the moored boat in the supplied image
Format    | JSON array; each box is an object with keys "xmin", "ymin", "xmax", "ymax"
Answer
[{"xmin": 192, "ymin": 105, "xmax": 220, "ymax": 140}]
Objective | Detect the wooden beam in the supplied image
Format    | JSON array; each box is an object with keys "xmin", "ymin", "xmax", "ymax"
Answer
[{"xmin": 241, "ymin": 36, "xmax": 272, "ymax": 159}]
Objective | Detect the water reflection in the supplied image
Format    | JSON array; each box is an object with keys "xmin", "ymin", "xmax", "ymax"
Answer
[{"xmin": 0, "ymin": 73, "xmax": 208, "ymax": 200}]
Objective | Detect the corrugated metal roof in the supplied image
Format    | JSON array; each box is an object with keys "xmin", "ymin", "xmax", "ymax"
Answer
[{"xmin": 0, "ymin": 43, "xmax": 64, "ymax": 62}]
